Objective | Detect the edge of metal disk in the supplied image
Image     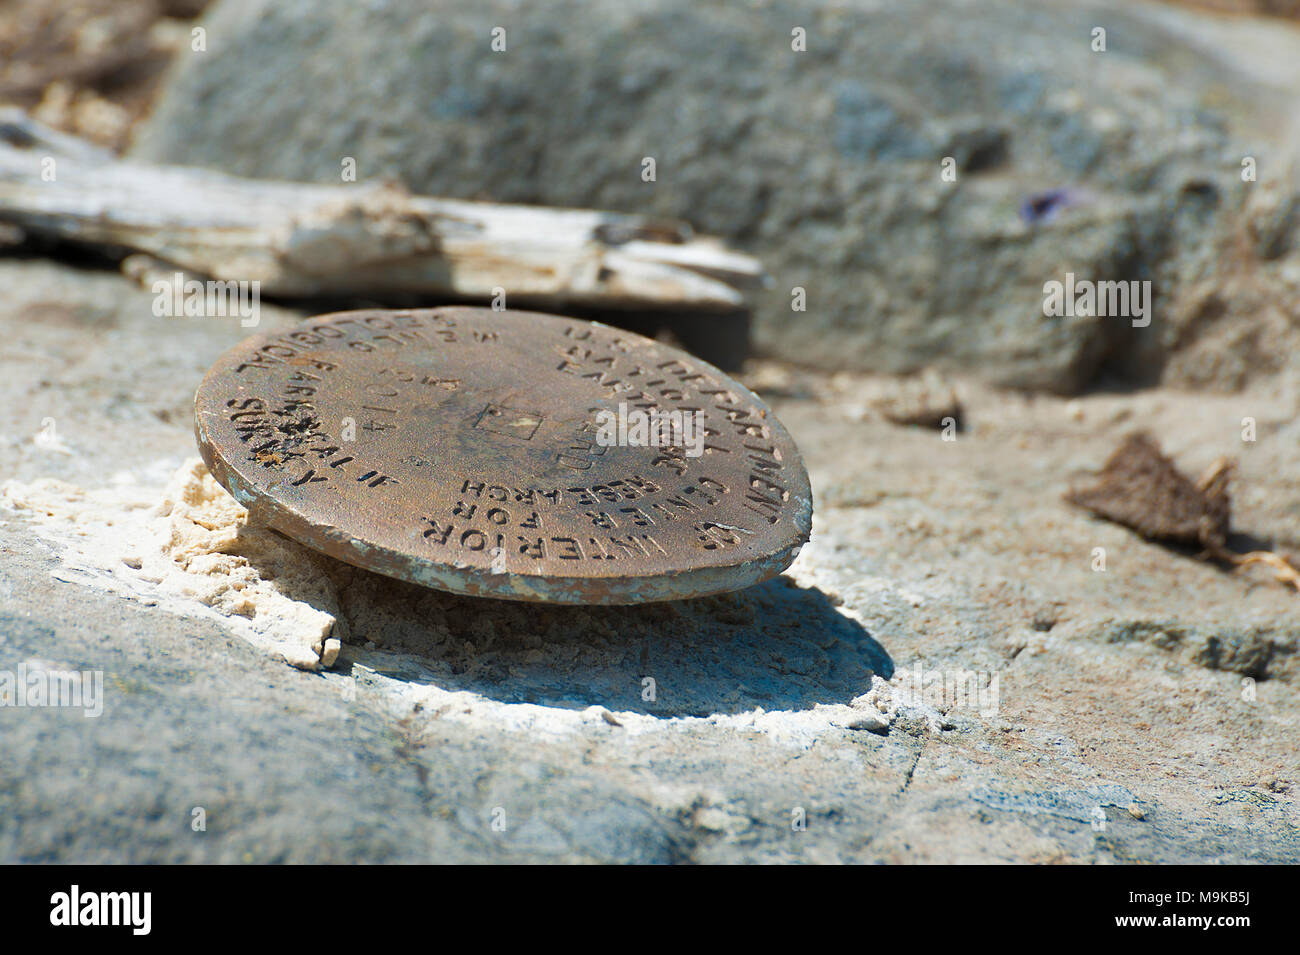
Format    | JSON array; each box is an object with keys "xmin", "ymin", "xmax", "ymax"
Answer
[{"xmin": 193, "ymin": 313, "xmax": 813, "ymax": 605}]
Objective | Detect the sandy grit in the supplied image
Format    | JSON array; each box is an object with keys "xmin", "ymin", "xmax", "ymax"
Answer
[{"xmin": 2, "ymin": 458, "xmax": 342, "ymax": 670}]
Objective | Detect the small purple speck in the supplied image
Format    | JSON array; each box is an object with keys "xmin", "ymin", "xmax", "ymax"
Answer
[{"xmin": 1020, "ymin": 188, "xmax": 1084, "ymax": 225}]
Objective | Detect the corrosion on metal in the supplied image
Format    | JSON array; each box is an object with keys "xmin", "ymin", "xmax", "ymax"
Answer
[{"xmin": 194, "ymin": 307, "xmax": 812, "ymax": 604}]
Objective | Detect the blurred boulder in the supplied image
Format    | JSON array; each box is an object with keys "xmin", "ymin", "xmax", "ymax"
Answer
[{"xmin": 131, "ymin": 0, "xmax": 1300, "ymax": 392}]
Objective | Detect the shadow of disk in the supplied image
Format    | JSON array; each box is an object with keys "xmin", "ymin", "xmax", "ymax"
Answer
[{"xmin": 329, "ymin": 568, "xmax": 893, "ymax": 719}]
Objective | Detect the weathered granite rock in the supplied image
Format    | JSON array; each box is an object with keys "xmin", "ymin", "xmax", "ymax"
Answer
[
  {"xmin": 131, "ymin": 0, "xmax": 1300, "ymax": 392},
  {"xmin": 2, "ymin": 259, "xmax": 1297, "ymax": 863}
]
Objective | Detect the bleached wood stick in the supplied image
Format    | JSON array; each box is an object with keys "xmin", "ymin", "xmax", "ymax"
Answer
[{"xmin": 0, "ymin": 110, "xmax": 762, "ymax": 310}]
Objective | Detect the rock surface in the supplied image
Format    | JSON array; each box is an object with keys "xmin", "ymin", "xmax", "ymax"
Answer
[
  {"xmin": 131, "ymin": 0, "xmax": 1300, "ymax": 392},
  {"xmin": 1, "ymin": 258, "xmax": 1297, "ymax": 863}
]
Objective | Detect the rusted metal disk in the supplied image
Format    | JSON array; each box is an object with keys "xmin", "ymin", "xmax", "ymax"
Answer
[{"xmin": 194, "ymin": 307, "xmax": 812, "ymax": 604}]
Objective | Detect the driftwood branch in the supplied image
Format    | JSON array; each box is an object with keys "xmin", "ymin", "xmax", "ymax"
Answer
[{"xmin": 0, "ymin": 110, "xmax": 763, "ymax": 311}]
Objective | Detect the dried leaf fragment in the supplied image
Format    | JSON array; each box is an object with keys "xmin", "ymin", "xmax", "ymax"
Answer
[
  {"xmin": 1065, "ymin": 431, "xmax": 1229, "ymax": 553},
  {"xmin": 1066, "ymin": 431, "xmax": 1299, "ymax": 592}
]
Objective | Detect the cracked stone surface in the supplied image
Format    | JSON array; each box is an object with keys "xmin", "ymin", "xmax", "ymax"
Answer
[{"xmin": 1, "ymin": 258, "xmax": 1297, "ymax": 862}]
